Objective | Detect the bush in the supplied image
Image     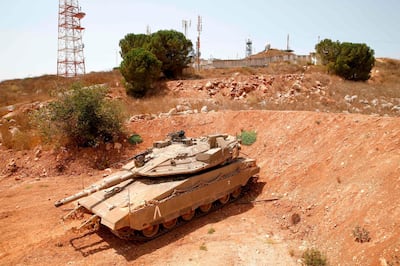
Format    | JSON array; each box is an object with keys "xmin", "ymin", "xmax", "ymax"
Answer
[
  {"xmin": 333, "ymin": 42, "xmax": 375, "ymax": 81},
  {"xmin": 128, "ymin": 133, "xmax": 143, "ymax": 145},
  {"xmin": 33, "ymin": 83, "xmax": 126, "ymax": 147},
  {"xmin": 352, "ymin": 225, "xmax": 371, "ymax": 243},
  {"xmin": 119, "ymin": 30, "xmax": 193, "ymax": 80},
  {"xmin": 238, "ymin": 130, "xmax": 257, "ymax": 146},
  {"xmin": 302, "ymin": 248, "xmax": 327, "ymax": 266},
  {"xmin": 148, "ymin": 30, "xmax": 193, "ymax": 78},
  {"xmin": 120, "ymin": 48, "xmax": 162, "ymax": 97},
  {"xmin": 315, "ymin": 39, "xmax": 375, "ymax": 81}
]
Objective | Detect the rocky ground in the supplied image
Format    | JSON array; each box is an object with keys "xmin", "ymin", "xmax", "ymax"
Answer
[{"xmin": 0, "ymin": 62, "xmax": 400, "ymax": 265}]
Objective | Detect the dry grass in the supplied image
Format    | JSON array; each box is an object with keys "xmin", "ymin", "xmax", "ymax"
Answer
[
  {"xmin": 0, "ymin": 70, "xmax": 123, "ymax": 109},
  {"xmin": 0, "ymin": 112, "xmax": 40, "ymax": 150},
  {"xmin": 1, "ymin": 59, "xmax": 399, "ymax": 150}
]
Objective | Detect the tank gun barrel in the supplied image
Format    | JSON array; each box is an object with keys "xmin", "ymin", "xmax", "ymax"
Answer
[{"xmin": 54, "ymin": 170, "xmax": 136, "ymax": 207}]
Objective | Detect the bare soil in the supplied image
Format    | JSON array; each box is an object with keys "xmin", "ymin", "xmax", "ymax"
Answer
[
  {"xmin": 1, "ymin": 60, "xmax": 400, "ymax": 265},
  {"xmin": 1, "ymin": 108, "xmax": 399, "ymax": 265}
]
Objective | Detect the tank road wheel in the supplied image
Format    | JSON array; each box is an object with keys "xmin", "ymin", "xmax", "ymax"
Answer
[
  {"xmin": 162, "ymin": 218, "xmax": 178, "ymax": 230},
  {"xmin": 199, "ymin": 203, "xmax": 212, "ymax": 213},
  {"xmin": 181, "ymin": 209, "xmax": 195, "ymax": 221},
  {"xmin": 219, "ymin": 194, "xmax": 230, "ymax": 205},
  {"xmin": 231, "ymin": 187, "xmax": 242, "ymax": 199},
  {"xmin": 142, "ymin": 224, "xmax": 159, "ymax": 238}
]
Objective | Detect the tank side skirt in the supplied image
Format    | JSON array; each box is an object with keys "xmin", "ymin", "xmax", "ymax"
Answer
[
  {"xmin": 112, "ymin": 174, "xmax": 257, "ymax": 241},
  {"xmin": 128, "ymin": 168, "xmax": 243, "ymax": 229}
]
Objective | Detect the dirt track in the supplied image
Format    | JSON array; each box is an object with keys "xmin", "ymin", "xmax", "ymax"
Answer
[{"xmin": 0, "ymin": 110, "xmax": 399, "ymax": 265}]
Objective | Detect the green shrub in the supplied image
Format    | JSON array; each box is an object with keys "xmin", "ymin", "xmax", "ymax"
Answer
[
  {"xmin": 33, "ymin": 83, "xmax": 126, "ymax": 147},
  {"xmin": 199, "ymin": 243, "xmax": 207, "ymax": 251},
  {"xmin": 119, "ymin": 30, "xmax": 193, "ymax": 79},
  {"xmin": 120, "ymin": 48, "xmax": 162, "ymax": 97},
  {"xmin": 238, "ymin": 130, "xmax": 257, "ymax": 146},
  {"xmin": 207, "ymin": 228, "xmax": 215, "ymax": 234},
  {"xmin": 128, "ymin": 133, "xmax": 143, "ymax": 145},
  {"xmin": 302, "ymin": 248, "xmax": 327, "ymax": 266}
]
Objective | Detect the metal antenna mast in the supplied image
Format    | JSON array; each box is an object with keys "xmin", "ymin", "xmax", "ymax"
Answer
[
  {"xmin": 146, "ymin": 25, "xmax": 151, "ymax": 35},
  {"xmin": 246, "ymin": 38, "xmax": 253, "ymax": 57},
  {"xmin": 57, "ymin": 0, "xmax": 86, "ymax": 77},
  {"xmin": 182, "ymin": 19, "xmax": 191, "ymax": 38},
  {"xmin": 196, "ymin": 15, "xmax": 202, "ymax": 70}
]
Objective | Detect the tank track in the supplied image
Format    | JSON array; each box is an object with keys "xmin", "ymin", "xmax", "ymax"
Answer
[{"xmin": 111, "ymin": 177, "xmax": 256, "ymax": 241}]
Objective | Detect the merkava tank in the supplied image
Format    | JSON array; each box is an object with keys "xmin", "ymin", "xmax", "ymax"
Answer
[{"xmin": 55, "ymin": 131, "xmax": 260, "ymax": 240}]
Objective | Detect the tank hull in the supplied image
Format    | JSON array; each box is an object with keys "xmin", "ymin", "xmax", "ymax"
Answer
[
  {"xmin": 55, "ymin": 132, "xmax": 260, "ymax": 240},
  {"xmin": 75, "ymin": 158, "xmax": 259, "ymax": 238}
]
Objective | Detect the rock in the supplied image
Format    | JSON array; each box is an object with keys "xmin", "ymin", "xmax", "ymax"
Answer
[
  {"xmin": 205, "ymin": 81, "xmax": 213, "ymax": 89},
  {"xmin": 232, "ymin": 72, "xmax": 240, "ymax": 77},
  {"xmin": 208, "ymin": 89, "xmax": 218, "ymax": 96},
  {"xmin": 371, "ymin": 99, "xmax": 379, "ymax": 106},
  {"xmin": 176, "ymin": 104, "xmax": 190, "ymax": 112},
  {"xmin": 168, "ymin": 107, "xmax": 177, "ymax": 116},
  {"xmin": 291, "ymin": 81, "xmax": 302, "ymax": 92},
  {"xmin": 7, "ymin": 159, "xmax": 18, "ymax": 173},
  {"xmin": 8, "ymin": 126, "xmax": 20, "ymax": 137},
  {"xmin": 2, "ymin": 111, "xmax": 17, "ymax": 121},
  {"xmin": 34, "ymin": 147, "xmax": 42, "ymax": 159},
  {"xmin": 392, "ymin": 105, "xmax": 400, "ymax": 111},
  {"xmin": 344, "ymin": 95, "xmax": 358, "ymax": 103},
  {"xmin": 40, "ymin": 169, "xmax": 47, "ymax": 177},
  {"xmin": 181, "ymin": 110, "xmax": 194, "ymax": 115},
  {"xmin": 291, "ymin": 213, "xmax": 301, "ymax": 225},
  {"xmin": 379, "ymin": 258, "xmax": 388, "ymax": 266},
  {"xmin": 381, "ymin": 102, "xmax": 393, "ymax": 109},
  {"xmin": 7, "ymin": 105, "xmax": 15, "ymax": 112},
  {"xmin": 129, "ymin": 114, "xmax": 153, "ymax": 122},
  {"xmin": 200, "ymin": 106, "xmax": 208, "ymax": 113},
  {"xmin": 114, "ymin": 142, "xmax": 122, "ymax": 151},
  {"xmin": 258, "ymin": 84, "xmax": 268, "ymax": 93}
]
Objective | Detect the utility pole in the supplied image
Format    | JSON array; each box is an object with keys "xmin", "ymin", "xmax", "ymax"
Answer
[
  {"xmin": 182, "ymin": 19, "xmax": 191, "ymax": 38},
  {"xmin": 196, "ymin": 16, "xmax": 202, "ymax": 70}
]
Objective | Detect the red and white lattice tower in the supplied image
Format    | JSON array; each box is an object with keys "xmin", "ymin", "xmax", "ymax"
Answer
[{"xmin": 57, "ymin": 0, "xmax": 86, "ymax": 77}]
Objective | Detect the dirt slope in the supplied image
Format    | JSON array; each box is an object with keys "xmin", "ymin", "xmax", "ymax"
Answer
[{"xmin": 0, "ymin": 110, "xmax": 399, "ymax": 265}]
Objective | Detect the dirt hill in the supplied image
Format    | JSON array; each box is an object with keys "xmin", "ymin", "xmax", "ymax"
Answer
[{"xmin": 0, "ymin": 61, "xmax": 399, "ymax": 265}]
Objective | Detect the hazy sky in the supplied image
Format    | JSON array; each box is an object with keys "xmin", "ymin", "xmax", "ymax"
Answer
[{"xmin": 0, "ymin": 0, "xmax": 399, "ymax": 81}]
